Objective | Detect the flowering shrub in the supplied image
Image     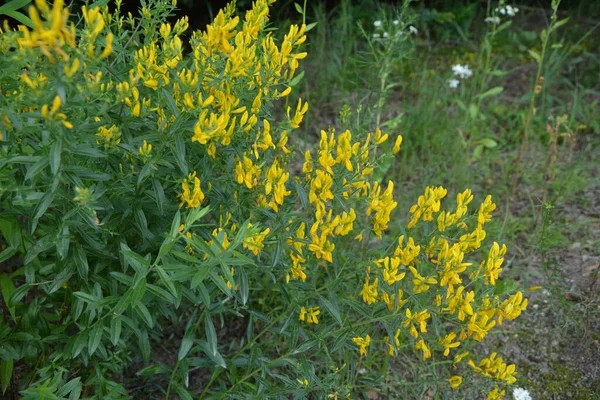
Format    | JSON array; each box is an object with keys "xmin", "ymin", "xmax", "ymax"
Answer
[{"xmin": 0, "ymin": 0, "xmax": 527, "ymax": 398}]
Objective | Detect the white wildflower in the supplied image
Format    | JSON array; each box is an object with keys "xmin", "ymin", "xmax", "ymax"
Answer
[
  {"xmin": 485, "ymin": 16, "xmax": 501, "ymax": 24},
  {"xmin": 408, "ymin": 26, "xmax": 418, "ymax": 35},
  {"xmin": 506, "ymin": 5, "xmax": 519, "ymax": 16},
  {"xmin": 452, "ymin": 64, "xmax": 473, "ymax": 79},
  {"xmin": 373, "ymin": 33, "xmax": 381, "ymax": 39},
  {"xmin": 383, "ymin": 32, "xmax": 389, "ymax": 38},
  {"xmin": 374, "ymin": 20, "xmax": 382, "ymax": 28},
  {"xmin": 393, "ymin": 20, "xmax": 400, "ymax": 25},
  {"xmin": 448, "ymin": 79, "xmax": 460, "ymax": 89},
  {"xmin": 495, "ymin": 5, "xmax": 519, "ymax": 17},
  {"xmin": 512, "ymin": 387, "xmax": 532, "ymax": 400}
]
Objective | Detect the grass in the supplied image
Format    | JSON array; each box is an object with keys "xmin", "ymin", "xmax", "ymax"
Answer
[{"xmin": 287, "ymin": 1, "xmax": 599, "ymax": 398}]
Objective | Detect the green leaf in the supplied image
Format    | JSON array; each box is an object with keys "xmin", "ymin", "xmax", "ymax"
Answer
[
  {"xmin": 135, "ymin": 303, "xmax": 153, "ymax": 327},
  {"xmin": 305, "ymin": 22, "xmax": 318, "ymax": 33},
  {"xmin": 0, "ymin": 247, "xmax": 17, "ymax": 264},
  {"xmin": 9, "ymin": 284, "xmax": 29, "ymax": 307},
  {"xmin": 131, "ymin": 277, "xmax": 147, "ymax": 305},
  {"xmin": 136, "ymin": 364, "xmax": 171, "ymax": 376},
  {"xmin": 0, "ymin": 358, "xmax": 13, "ymax": 395},
  {"xmin": 1, "ymin": 9, "xmax": 33, "ymax": 28},
  {"xmin": 178, "ymin": 318, "xmax": 196, "ymax": 361},
  {"xmin": 56, "ymin": 377, "xmax": 81, "ymax": 398},
  {"xmin": 478, "ymin": 86, "xmax": 504, "ymax": 100},
  {"xmin": 175, "ymin": 386, "xmax": 194, "ymax": 400},
  {"xmin": 31, "ymin": 187, "xmax": 56, "ymax": 232},
  {"xmin": 472, "ymin": 144, "xmax": 483, "ymax": 161},
  {"xmin": 319, "ymin": 296, "xmax": 342, "ymax": 326},
  {"xmin": 190, "ymin": 264, "xmax": 210, "ymax": 289},
  {"xmin": 0, "ymin": 275, "xmax": 16, "ymax": 321},
  {"xmin": 205, "ymin": 316, "xmax": 217, "ymax": 357},
  {"xmin": 288, "ymin": 70, "xmax": 304, "ymax": 87},
  {"xmin": 152, "ymin": 179, "xmax": 165, "ymax": 215},
  {"xmin": 551, "ymin": 17, "xmax": 569, "ymax": 32},
  {"xmin": 479, "ymin": 138, "xmax": 498, "ymax": 148},
  {"xmin": 88, "ymin": 323, "xmax": 103, "ymax": 356},
  {"xmin": 490, "ymin": 70, "xmax": 508, "ymax": 77},
  {"xmin": 49, "ymin": 140, "xmax": 62, "ymax": 176},
  {"xmin": 174, "ymin": 134, "xmax": 188, "ymax": 176},
  {"xmin": 73, "ymin": 291, "xmax": 98, "ymax": 305},
  {"xmin": 238, "ymin": 268, "xmax": 249, "ymax": 305},
  {"xmin": 208, "ymin": 270, "xmax": 231, "ymax": 297},
  {"xmin": 294, "ymin": 2, "xmax": 303, "ymax": 14},
  {"xmin": 120, "ymin": 243, "xmax": 149, "ymax": 275},
  {"xmin": 73, "ymin": 244, "xmax": 89, "ymax": 281},
  {"xmin": 25, "ymin": 156, "xmax": 49, "ymax": 181},
  {"xmin": 139, "ymin": 329, "xmax": 151, "ymax": 363},
  {"xmin": 155, "ymin": 265, "xmax": 177, "ymax": 298},
  {"xmin": 528, "ymin": 49, "xmax": 541, "ymax": 64},
  {"xmin": 56, "ymin": 224, "xmax": 70, "ymax": 260},
  {"xmin": 200, "ymin": 342, "xmax": 226, "ymax": 368},
  {"xmin": 110, "ymin": 317, "xmax": 122, "ymax": 346},
  {"xmin": 0, "ymin": 0, "xmax": 32, "ymax": 13}
]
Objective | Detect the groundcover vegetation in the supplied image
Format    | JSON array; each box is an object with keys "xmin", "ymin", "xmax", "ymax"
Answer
[{"xmin": 0, "ymin": 0, "xmax": 598, "ymax": 399}]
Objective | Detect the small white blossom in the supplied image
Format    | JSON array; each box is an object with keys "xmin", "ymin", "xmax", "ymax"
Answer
[
  {"xmin": 448, "ymin": 79, "xmax": 460, "ymax": 89},
  {"xmin": 485, "ymin": 16, "xmax": 501, "ymax": 24},
  {"xmin": 383, "ymin": 32, "xmax": 389, "ymax": 38},
  {"xmin": 374, "ymin": 20, "xmax": 382, "ymax": 28},
  {"xmin": 512, "ymin": 387, "xmax": 532, "ymax": 400},
  {"xmin": 393, "ymin": 20, "xmax": 400, "ymax": 25},
  {"xmin": 452, "ymin": 64, "xmax": 473, "ymax": 79},
  {"xmin": 408, "ymin": 26, "xmax": 418, "ymax": 35},
  {"xmin": 373, "ymin": 33, "xmax": 381, "ymax": 39},
  {"xmin": 495, "ymin": 5, "xmax": 519, "ymax": 17}
]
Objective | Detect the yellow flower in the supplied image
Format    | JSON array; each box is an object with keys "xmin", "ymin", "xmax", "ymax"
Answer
[
  {"xmin": 486, "ymin": 388, "xmax": 506, "ymax": 400},
  {"xmin": 482, "ymin": 242, "xmax": 507, "ymax": 285},
  {"xmin": 235, "ymin": 154, "xmax": 262, "ymax": 189},
  {"xmin": 179, "ymin": 171, "xmax": 205, "ymax": 208},
  {"xmin": 352, "ymin": 334, "xmax": 371, "ymax": 356},
  {"xmin": 243, "ymin": 226, "xmax": 270, "ymax": 256},
  {"xmin": 299, "ymin": 306, "xmax": 320, "ymax": 324},
  {"xmin": 366, "ymin": 181, "xmax": 398, "ymax": 237},
  {"xmin": 403, "ymin": 308, "xmax": 431, "ymax": 338},
  {"xmin": 264, "ymin": 159, "xmax": 290, "ymax": 212},
  {"xmin": 392, "ymin": 135, "xmax": 403, "ymax": 154},
  {"xmin": 414, "ymin": 339, "xmax": 431, "ymax": 360},
  {"xmin": 288, "ymin": 98, "xmax": 308, "ymax": 128},
  {"xmin": 408, "ymin": 186, "xmax": 447, "ymax": 228},
  {"xmin": 359, "ymin": 276, "xmax": 378, "ymax": 305},
  {"xmin": 73, "ymin": 187, "xmax": 90, "ymax": 206},
  {"xmin": 497, "ymin": 291, "xmax": 528, "ymax": 325},
  {"xmin": 139, "ymin": 140, "xmax": 152, "ymax": 157},
  {"xmin": 408, "ymin": 266, "xmax": 437, "ymax": 294},
  {"xmin": 478, "ymin": 195, "xmax": 496, "ymax": 227},
  {"xmin": 448, "ymin": 376, "xmax": 462, "ymax": 390},
  {"xmin": 443, "ymin": 286, "xmax": 475, "ymax": 321},
  {"xmin": 439, "ymin": 332, "xmax": 461, "ymax": 356}
]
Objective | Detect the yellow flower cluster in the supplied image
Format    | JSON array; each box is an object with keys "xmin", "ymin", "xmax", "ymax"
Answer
[
  {"xmin": 353, "ymin": 187, "xmax": 527, "ymax": 395},
  {"xmin": 299, "ymin": 306, "xmax": 320, "ymax": 324}
]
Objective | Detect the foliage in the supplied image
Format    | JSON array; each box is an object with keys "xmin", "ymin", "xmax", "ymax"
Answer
[{"xmin": 0, "ymin": 0, "xmax": 532, "ymax": 398}]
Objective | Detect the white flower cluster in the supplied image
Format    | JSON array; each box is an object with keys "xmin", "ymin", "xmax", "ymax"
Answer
[
  {"xmin": 372, "ymin": 20, "xmax": 417, "ymax": 39},
  {"xmin": 487, "ymin": 4, "xmax": 519, "ymax": 24},
  {"xmin": 448, "ymin": 64, "xmax": 473, "ymax": 89},
  {"xmin": 485, "ymin": 16, "xmax": 501, "ymax": 24},
  {"xmin": 496, "ymin": 5, "xmax": 519, "ymax": 16},
  {"xmin": 512, "ymin": 387, "xmax": 532, "ymax": 400}
]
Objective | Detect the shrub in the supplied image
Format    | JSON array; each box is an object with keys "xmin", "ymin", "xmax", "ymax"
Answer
[{"xmin": 0, "ymin": 0, "xmax": 526, "ymax": 398}]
